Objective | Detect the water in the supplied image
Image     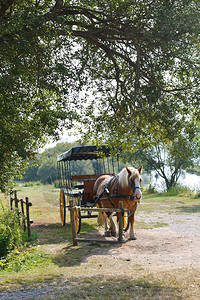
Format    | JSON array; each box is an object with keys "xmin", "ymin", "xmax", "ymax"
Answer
[{"xmin": 144, "ymin": 171, "xmax": 200, "ymax": 192}]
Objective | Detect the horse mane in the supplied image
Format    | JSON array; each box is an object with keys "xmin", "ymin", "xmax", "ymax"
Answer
[{"xmin": 118, "ymin": 167, "xmax": 138, "ymax": 189}]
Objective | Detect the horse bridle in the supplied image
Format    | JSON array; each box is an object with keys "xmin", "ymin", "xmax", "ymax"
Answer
[{"xmin": 128, "ymin": 180, "xmax": 141, "ymax": 194}]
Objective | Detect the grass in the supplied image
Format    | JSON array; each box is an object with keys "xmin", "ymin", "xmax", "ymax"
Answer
[
  {"xmin": 0, "ymin": 184, "xmax": 200, "ymax": 299},
  {"xmin": 38, "ymin": 276, "xmax": 184, "ymax": 300},
  {"xmin": 140, "ymin": 192, "xmax": 200, "ymax": 210},
  {"xmin": 135, "ymin": 220, "xmax": 168, "ymax": 229}
]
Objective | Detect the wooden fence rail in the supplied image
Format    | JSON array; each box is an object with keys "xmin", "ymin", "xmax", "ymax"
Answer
[
  {"xmin": 10, "ymin": 190, "xmax": 33, "ymax": 237},
  {"xmin": 68, "ymin": 199, "xmax": 125, "ymax": 246}
]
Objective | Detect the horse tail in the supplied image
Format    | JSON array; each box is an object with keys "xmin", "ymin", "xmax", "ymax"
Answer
[
  {"xmin": 96, "ymin": 204, "xmax": 105, "ymax": 226},
  {"xmin": 97, "ymin": 212, "xmax": 105, "ymax": 226}
]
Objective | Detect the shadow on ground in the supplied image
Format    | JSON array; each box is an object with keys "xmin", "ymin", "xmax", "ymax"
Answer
[
  {"xmin": 176, "ymin": 204, "xmax": 200, "ymax": 213},
  {"xmin": 0, "ymin": 275, "xmax": 183, "ymax": 300},
  {"xmin": 33, "ymin": 222, "xmax": 125, "ymax": 267},
  {"xmin": 36, "ymin": 275, "xmax": 182, "ymax": 300},
  {"xmin": 34, "ymin": 222, "xmax": 99, "ymax": 245}
]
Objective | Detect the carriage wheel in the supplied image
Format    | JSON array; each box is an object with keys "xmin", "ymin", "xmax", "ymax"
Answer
[
  {"xmin": 60, "ymin": 188, "xmax": 66, "ymax": 226},
  {"xmin": 123, "ymin": 210, "xmax": 130, "ymax": 232},
  {"xmin": 74, "ymin": 202, "xmax": 81, "ymax": 234}
]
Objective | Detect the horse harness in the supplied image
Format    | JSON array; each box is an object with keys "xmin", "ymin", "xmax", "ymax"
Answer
[{"xmin": 93, "ymin": 174, "xmax": 141, "ymax": 215}]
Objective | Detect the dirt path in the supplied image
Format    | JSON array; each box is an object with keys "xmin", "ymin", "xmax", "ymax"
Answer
[
  {"xmin": 84, "ymin": 227, "xmax": 200, "ymax": 271},
  {"xmin": 0, "ymin": 204, "xmax": 200, "ymax": 299},
  {"xmin": 81, "ymin": 210, "xmax": 200, "ymax": 271}
]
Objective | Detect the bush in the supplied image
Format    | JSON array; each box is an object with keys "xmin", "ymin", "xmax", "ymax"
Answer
[
  {"xmin": 143, "ymin": 184, "xmax": 157, "ymax": 194},
  {"xmin": 53, "ymin": 180, "xmax": 60, "ymax": 188},
  {"xmin": 23, "ymin": 181, "xmax": 41, "ymax": 187},
  {"xmin": 165, "ymin": 184, "xmax": 194, "ymax": 197},
  {"xmin": 194, "ymin": 189, "xmax": 200, "ymax": 199},
  {"xmin": 0, "ymin": 204, "xmax": 23, "ymax": 258},
  {"xmin": 0, "ymin": 203, "xmax": 43, "ymax": 273}
]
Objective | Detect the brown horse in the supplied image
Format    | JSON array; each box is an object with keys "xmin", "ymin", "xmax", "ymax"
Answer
[{"xmin": 94, "ymin": 166, "xmax": 142, "ymax": 240}]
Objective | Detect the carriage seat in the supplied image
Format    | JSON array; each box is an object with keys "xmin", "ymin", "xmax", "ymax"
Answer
[{"xmin": 71, "ymin": 174, "xmax": 114, "ymax": 203}]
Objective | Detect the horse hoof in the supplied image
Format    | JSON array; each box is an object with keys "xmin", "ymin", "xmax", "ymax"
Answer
[
  {"xmin": 105, "ymin": 231, "xmax": 111, "ymax": 237},
  {"xmin": 129, "ymin": 236, "xmax": 137, "ymax": 240},
  {"xmin": 111, "ymin": 232, "xmax": 117, "ymax": 237},
  {"xmin": 118, "ymin": 237, "xmax": 126, "ymax": 243}
]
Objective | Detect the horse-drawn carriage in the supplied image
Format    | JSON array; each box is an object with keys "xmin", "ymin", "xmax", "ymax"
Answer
[{"xmin": 57, "ymin": 145, "xmax": 142, "ymax": 240}]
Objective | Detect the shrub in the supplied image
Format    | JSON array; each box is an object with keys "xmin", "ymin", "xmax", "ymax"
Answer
[
  {"xmin": 0, "ymin": 203, "xmax": 43, "ymax": 273},
  {"xmin": 165, "ymin": 184, "xmax": 194, "ymax": 197},
  {"xmin": 53, "ymin": 180, "xmax": 60, "ymax": 188},
  {"xmin": 23, "ymin": 181, "xmax": 35, "ymax": 187},
  {"xmin": 143, "ymin": 184, "xmax": 157, "ymax": 194},
  {"xmin": 194, "ymin": 189, "xmax": 200, "ymax": 199},
  {"xmin": 0, "ymin": 204, "xmax": 23, "ymax": 258}
]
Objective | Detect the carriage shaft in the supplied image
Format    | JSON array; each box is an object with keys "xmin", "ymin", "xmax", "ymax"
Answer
[{"xmin": 68, "ymin": 206, "xmax": 128, "ymax": 213}]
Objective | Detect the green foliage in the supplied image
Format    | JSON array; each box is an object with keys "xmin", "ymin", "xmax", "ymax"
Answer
[
  {"xmin": 0, "ymin": 203, "xmax": 43, "ymax": 272},
  {"xmin": 23, "ymin": 141, "xmax": 96, "ymax": 183},
  {"xmin": 23, "ymin": 181, "xmax": 41, "ymax": 187},
  {"xmin": 0, "ymin": 1, "xmax": 200, "ymax": 191},
  {"xmin": 187, "ymin": 165, "xmax": 200, "ymax": 176},
  {"xmin": 143, "ymin": 184, "xmax": 158, "ymax": 194},
  {"xmin": 132, "ymin": 134, "xmax": 199, "ymax": 191},
  {"xmin": 0, "ymin": 204, "xmax": 23, "ymax": 258},
  {"xmin": 194, "ymin": 191, "xmax": 200, "ymax": 199},
  {"xmin": 22, "ymin": 161, "xmax": 40, "ymax": 182},
  {"xmin": 53, "ymin": 180, "xmax": 60, "ymax": 188},
  {"xmin": 0, "ymin": 247, "xmax": 47, "ymax": 272},
  {"xmin": 162, "ymin": 184, "xmax": 194, "ymax": 197},
  {"xmin": 37, "ymin": 156, "xmax": 57, "ymax": 184},
  {"xmin": 22, "ymin": 230, "xmax": 38, "ymax": 243}
]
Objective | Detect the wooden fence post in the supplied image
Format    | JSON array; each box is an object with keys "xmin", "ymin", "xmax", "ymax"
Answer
[
  {"xmin": 69, "ymin": 199, "xmax": 78, "ymax": 246},
  {"xmin": 14, "ymin": 190, "xmax": 18, "ymax": 209},
  {"xmin": 20, "ymin": 199, "xmax": 26, "ymax": 232},
  {"xmin": 118, "ymin": 201, "xmax": 123, "ymax": 242},
  {"xmin": 10, "ymin": 193, "xmax": 13, "ymax": 210},
  {"xmin": 25, "ymin": 197, "xmax": 31, "ymax": 237},
  {"xmin": 9, "ymin": 191, "xmax": 33, "ymax": 236}
]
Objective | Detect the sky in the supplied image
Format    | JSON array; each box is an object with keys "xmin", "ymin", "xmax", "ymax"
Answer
[{"xmin": 42, "ymin": 128, "xmax": 79, "ymax": 150}]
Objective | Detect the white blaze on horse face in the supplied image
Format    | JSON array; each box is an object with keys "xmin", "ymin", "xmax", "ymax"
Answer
[
  {"xmin": 120, "ymin": 167, "xmax": 142, "ymax": 199},
  {"xmin": 134, "ymin": 175, "xmax": 142, "ymax": 199}
]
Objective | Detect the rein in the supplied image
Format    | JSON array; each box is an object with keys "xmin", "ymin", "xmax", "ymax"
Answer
[{"xmin": 127, "ymin": 200, "xmax": 138, "ymax": 219}]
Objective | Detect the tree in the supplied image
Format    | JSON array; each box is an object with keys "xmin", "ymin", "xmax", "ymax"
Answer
[
  {"xmin": 0, "ymin": 1, "xmax": 70, "ymax": 191},
  {"xmin": 135, "ymin": 135, "xmax": 199, "ymax": 191},
  {"xmin": 24, "ymin": 142, "xmax": 74, "ymax": 184},
  {"xmin": 22, "ymin": 141, "xmax": 94, "ymax": 183},
  {"xmin": 37, "ymin": 156, "xmax": 57, "ymax": 184},
  {"xmin": 0, "ymin": 0, "xmax": 199, "ymax": 191},
  {"xmin": 22, "ymin": 161, "xmax": 40, "ymax": 182}
]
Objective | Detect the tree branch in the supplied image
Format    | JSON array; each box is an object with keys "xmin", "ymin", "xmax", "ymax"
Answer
[{"xmin": 0, "ymin": 0, "xmax": 16, "ymax": 17}]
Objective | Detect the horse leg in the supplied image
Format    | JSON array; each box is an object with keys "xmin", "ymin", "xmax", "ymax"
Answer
[
  {"xmin": 103, "ymin": 212, "xmax": 111, "ymax": 236},
  {"xmin": 129, "ymin": 211, "xmax": 137, "ymax": 240},
  {"xmin": 109, "ymin": 213, "xmax": 118, "ymax": 237}
]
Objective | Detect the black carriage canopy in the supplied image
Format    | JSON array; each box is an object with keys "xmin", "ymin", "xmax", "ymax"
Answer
[{"xmin": 57, "ymin": 145, "xmax": 112, "ymax": 162}]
